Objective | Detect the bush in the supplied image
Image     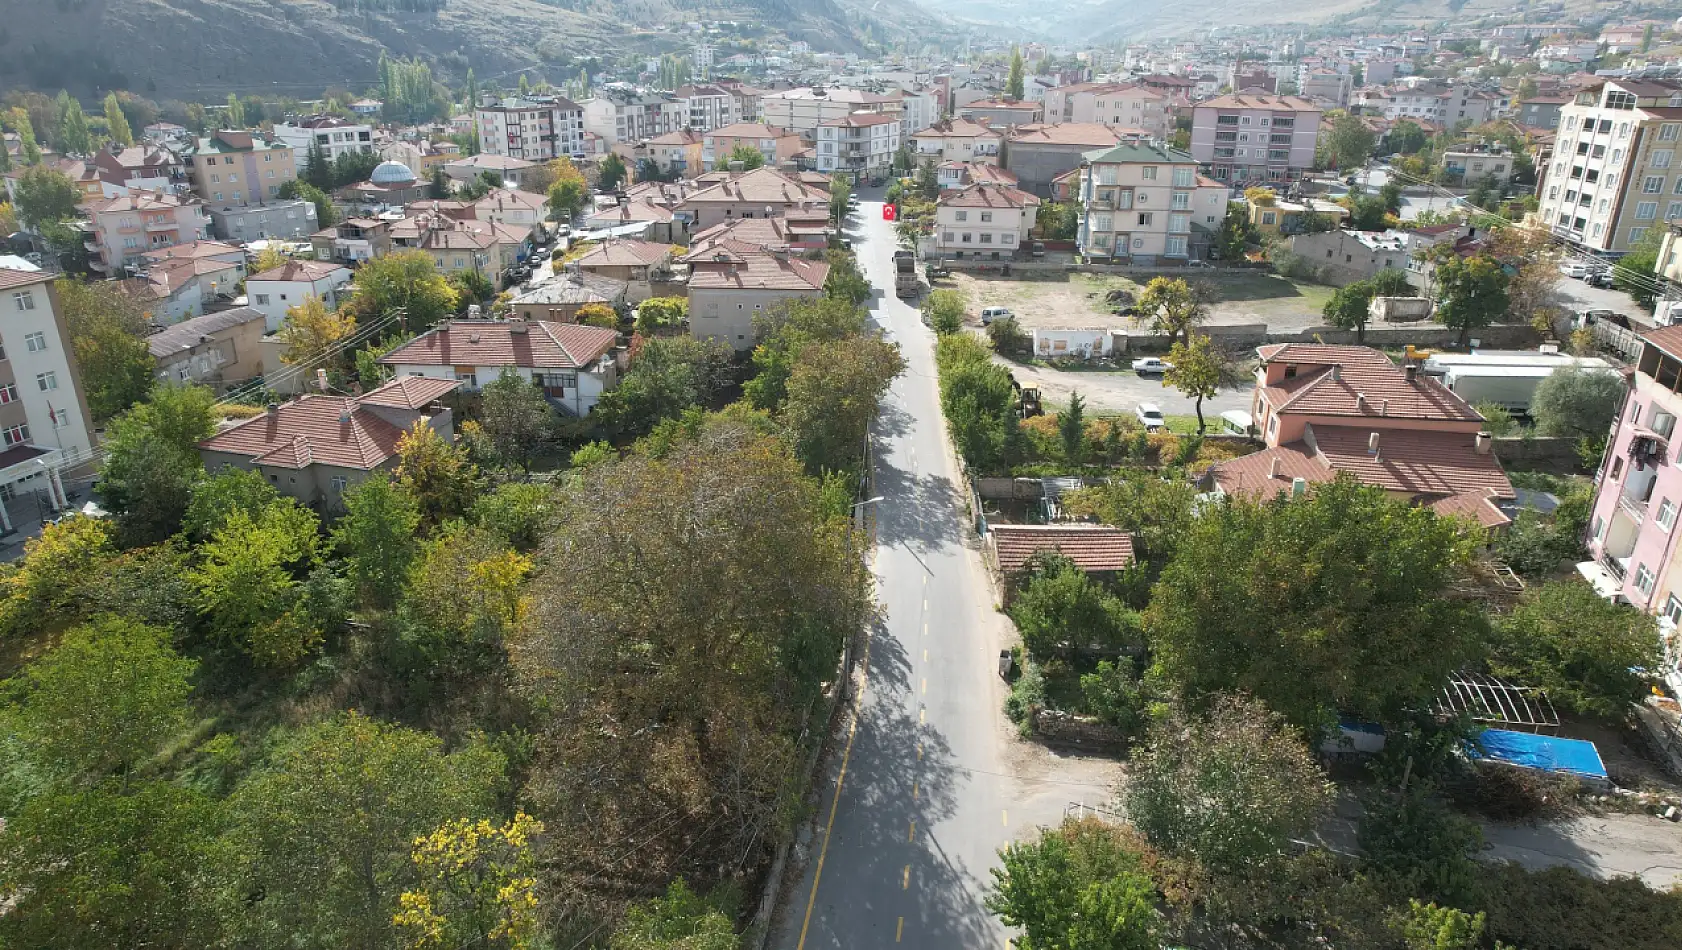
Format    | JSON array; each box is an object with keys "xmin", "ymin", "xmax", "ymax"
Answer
[
  {"xmin": 1078, "ymin": 659, "xmax": 1150, "ymax": 739},
  {"xmin": 987, "ymin": 315, "xmax": 1028, "ymax": 355},
  {"xmin": 1004, "ymin": 659, "xmax": 1046, "ymax": 736},
  {"xmin": 1472, "ymin": 862, "xmax": 1682, "ymax": 950},
  {"xmin": 1446, "ymin": 762, "xmax": 1578, "ymax": 823}
]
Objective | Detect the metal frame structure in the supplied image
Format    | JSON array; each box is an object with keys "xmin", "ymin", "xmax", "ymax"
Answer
[{"xmin": 1438, "ymin": 671, "xmax": 1561, "ymax": 733}]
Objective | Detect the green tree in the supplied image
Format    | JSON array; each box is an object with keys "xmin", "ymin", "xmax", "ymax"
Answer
[
  {"xmin": 635, "ymin": 295, "xmax": 689, "ymax": 335},
  {"xmin": 823, "ymin": 249, "xmax": 871, "ymax": 306},
  {"xmin": 1058, "ymin": 391, "xmax": 1086, "ymax": 463},
  {"xmin": 1007, "ymin": 47, "xmax": 1027, "ymax": 101},
  {"xmin": 221, "ymin": 712, "xmax": 505, "ymax": 950},
  {"xmin": 987, "ymin": 315, "xmax": 1029, "ymax": 355},
  {"xmin": 0, "ymin": 781, "xmax": 222, "ymax": 949},
  {"xmin": 276, "ymin": 295, "xmax": 357, "ymax": 373},
  {"xmin": 1395, "ymin": 900, "xmax": 1488, "ymax": 950},
  {"xmin": 401, "ymin": 521, "xmax": 530, "ymax": 669},
  {"xmin": 396, "ymin": 421, "xmax": 482, "ymax": 529},
  {"xmin": 1133, "ymin": 276, "xmax": 1207, "ymax": 348},
  {"xmin": 610, "ymin": 879, "xmax": 739, "ymax": 950},
  {"xmin": 1322, "ymin": 269, "xmax": 1412, "ymax": 344},
  {"xmin": 13, "ymin": 163, "xmax": 79, "ymax": 228},
  {"xmin": 545, "ymin": 156, "xmax": 589, "ymax": 220},
  {"xmin": 726, "ymin": 142, "xmax": 766, "ymax": 170},
  {"xmin": 429, "ymin": 164, "xmax": 451, "ymax": 198},
  {"xmin": 0, "ymin": 515, "xmax": 116, "ymax": 637},
  {"xmin": 278, "ymin": 179, "xmax": 340, "ymax": 228},
  {"xmin": 592, "ymin": 336, "xmax": 734, "ymax": 439},
  {"xmin": 1164, "ymin": 334, "xmax": 1232, "ymax": 432},
  {"xmin": 469, "ymin": 481, "xmax": 554, "ymax": 552},
  {"xmin": 1008, "ymin": 553, "xmax": 1139, "ymax": 660},
  {"xmin": 1146, "ymin": 478, "xmax": 1488, "ymax": 730},
  {"xmin": 745, "ymin": 296, "xmax": 868, "ymax": 410},
  {"xmin": 180, "ymin": 466, "xmax": 281, "ymax": 543},
  {"xmin": 99, "ymin": 384, "xmax": 217, "ymax": 546},
  {"xmin": 986, "ymin": 817, "xmax": 1158, "ymax": 950},
  {"xmin": 347, "ymin": 249, "xmax": 460, "ymax": 328},
  {"xmin": 782, "ymin": 335, "xmax": 904, "ymax": 474},
  {"xmin": 225, "ymin": 92, "xmax": 245, "ymax": 128},
  {"xmin": 103, "ymin": 91, "xmax": 134, "ymax": 147},
  {"xmin": 1614, "ymin": 228, "xmax": 1663, "ymax": 308},
  {"xmin": 1320, "ymin": 112, "xmax": 1376, "ymax": 170},
  {"xmin": 830, "ymin": 172, "xmax": 852, "ymax": 226},
  {"xmin": 1492, "ymin": 580, "xmax": 1659, "ymax": 718},
  {"xmin": 923, "ymin": 287, "xmax": 967, "ymax": 334},
  {"xmin": 3, "ymin": 616, "xmax": 195, "ymax": 785},
  {"xmin": 1359, "ymin": 788, "xmax": 1484, "ymax": 906},
  {"xmin": 935, "ymin": 332, "xmax": 1018, "ymax": 473},
  {"xmin": 1530, "ymin": 365, "xmax": 1623, "ymax": 438},
  {"xmin": 190, "ymin": 502, "xmax": 325, "ymax": 666},
  {"xmin": 1390, "ymin": 119, "xmax": 1429, "ymax": 155},
  {"xmin": 1434, "ymin": 253, "xmax": 1509, "ymax": 348},
  {"xmin": 395, "ymin": 813, "xmax": 544, "ymax": 950},
  {"xmin": 56, "ymin": 279, "xmax": 155, "ymax": 422},
  {"xmin": 1061, "ymin": 470, "xmax": 1199, "ymax": 566},
  {"xmin": 600, "ymin": 152, "xmax": 628, "ymax": 191},
  {"xmin": 477, "ymin": 369, "xmax": 554, "ymax": 470},
  {"xmin": 332, "ymin": 474, "xmax": 422, "ymax": 609},
  {"xmin": 1213, "ymin": 201, "xmax": 1254, "ymax": 260},
  {"xmin": 1125, "ymin": 694, "xmax": 1334, "ymax": 872},
  {"xmin": 914, "ymin": 158, "xmax": 940, "ymax": 201},
  {"xmin": 57, "ymin": 91, "xmax": 92, "ymax": 155}
]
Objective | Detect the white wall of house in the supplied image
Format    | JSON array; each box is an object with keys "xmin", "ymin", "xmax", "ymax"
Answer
[
  {"xmin": 388, "ymin": 363, "xmax": 615, "ymax": 416},
  {"xmin": 247, "ymin": 274, "xmax": 353, "ymax": 333},
  {"xmin": 1032, "ymin": 328, "xmax": 1111, "ymax": 358}
]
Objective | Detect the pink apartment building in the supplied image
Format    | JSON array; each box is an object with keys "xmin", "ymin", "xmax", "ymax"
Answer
[{"xmin": 1582, "ymin": 326, "xmax": 1682, "ymax": 692}]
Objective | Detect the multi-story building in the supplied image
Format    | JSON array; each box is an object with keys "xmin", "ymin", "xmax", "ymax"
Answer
[
  {"xmin": 1538, "ymin": 78, "xmax": 1682, "ymax": 255},
  {"xmin": 758, "ymin": 87, "xmax": 900, "ymax": 135},
  {"xmin": 1440, "ymin": 146, "xmax": 1515, "ymax": 185},
  {"xmin": 1190, "ymin": 93, "xmax": 1323, "ymax": 185},
  {"xmin": 1580, "ymin": 324, "xmax": 1682, "ymax": 693},
  {"xmin": 910, "ymin": 118, "xmax": 1003, "ymax": 165},
  {"xmin": 956, "ymin": 99, "xmax": 1044, "ymax": 129},
  {"xmin": 1358, "ymin": 82, "xmax": 1495, "ymax": 125},
  {"xmin": 80, "ymin": 190, "xmax": 210, "ymax": 276},
  {"xmin": 701, "ymin": 123, "xmax": 805, "ymax": 170},
  {"xmin": 932, "ymin": 182, "xmax": 1039, "ymax": 259},
  {"xmin": 581, "ymin": 88, "xmax": 686, "ymax": 145},
  {"xmin": 675, "ymin": 167, "xmax": 831, "ymax": 230},
  {"xmin": 815, "ymin": 113, "xmax": 901, "ymax": 177},
  {"xmin": 1002, "ymin": 123, "xmax": 1127, "ymax": 197},
  {"xmin": 1075, "ymin": 142, "xmax": 1226, "ymax": 264},
  {"xmin": 1040, "ymin": 82, "xmax": 1172, "ymax": 140},
  {"xmin": 182, "ymin": 130, "xmax": 297, "ymax": 206},
  {"xmin": 1518, "ymin": 95, "xmax": 1571, "ymax": 131},
  {"xmin": 247, "ymin": 259, "xmax": 355, "ymax": 333},
  {"xmin": 676, "ymin": 84, "xmax": 741, "ymax": 132},
  {"xmin": 1300, "ymin": 72, "xmax": 1354, "ymax": 108},
  {"xmin": 476, "ymin": 96, "xmax": 586, "ymax": 161},
  {"xmin": 0, "ymin": 268, "xmax": 97, "ymax": 525},
  {"xmin": 683, "ymin": 242, "xmax": 829, "ymax": 351},
  {"xmin": 379, "ymin": 321, "xmax": 619, "ymax": 416},
  {"xmin": 205, "ymin": 198, "xmax": 318, "ymax": 244},
  {"xmin": 147, "ymin": 306, "xmax": 267, "ymax": 392},
  {"xmin": 270, "ymin": 115, "xmax": 374, "ymax": 161}
]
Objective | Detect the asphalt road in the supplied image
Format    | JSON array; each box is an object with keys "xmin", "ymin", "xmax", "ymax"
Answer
[{"xmin": 772, "ymin": 200, "xmax": 1114, "ymax": 949}]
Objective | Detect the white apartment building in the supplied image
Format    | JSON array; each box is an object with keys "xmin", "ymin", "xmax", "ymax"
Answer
[
  {"xmin": 1041, "ymin": 82, "xmax": 1172, "ymax": 140},
  {"xmin": 581, "ymin": 88, "xmax": 687, "ymax": 145},
  {"xmin": 816, "ymin": 113, "xmax": 901, "ymax": 177},
  {"xmin": 933, "ymin": 182, "xmax": 1040, "ymax": 259},
  {"xmin": 891, "ymin": 87, "xmax": 940, "ymax": 138},
  {"xmin": 271, "ymin": 116, "xmax": 373, "ymax": 161},
  {"xmin": 1189, "ymin": 93, "xmax": 1323, "ymax": 184},
  {"xmin": 1538, "ymin": 78, "xmax": 1682, "ymax": 254},
  {"xmin": 246, "ymin": 260, "xmax": 354, "ymax": 333},
  {"xmin": 1076, "ymin": 142, "xmax": 1226, "ymax": 263},
  {"xmin": 0, "ymin": 269, "xmax": 97, "ymax": 521},
  {"xmin": 476, "ymin": 96, "xmax": 586, "ymax": 161},
  {"xmin": 759, "ymin": 87, "xmax": 900, "ymax": 135},
  {"xmin": 1358, "ymin": 82, "xmax": 1495, "ymax": 126},
  {"xmin": 676, "ymin": 84, "xmax": 741, "ymax": 132}
]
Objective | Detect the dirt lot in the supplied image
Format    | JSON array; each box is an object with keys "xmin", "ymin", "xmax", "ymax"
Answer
[{"xmin": 943, "ymin": 269, "xmax": 1336, "ymax": 334}]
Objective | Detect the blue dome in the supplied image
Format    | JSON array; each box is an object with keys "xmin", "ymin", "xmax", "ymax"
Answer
[{"xmin": 371, "ymin": 160, "xmax": 417, "ymax": 185}]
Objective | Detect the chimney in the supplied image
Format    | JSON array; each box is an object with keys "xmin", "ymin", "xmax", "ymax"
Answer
[
  {"xmin": 1380, "ymin": 398, "xmax": 1389, "ymax": 416},
  {"xmin": 1476, "ymin": 431, "xmax": 1491, "ymax": 455},
  {"xmin": 1291, "ymin": 477, "xmax": 1308, "ymax": 499},
  {"xmin": 510, "ymin": 317, "xmax": 528, "ymax": 334},
  {"xmin": 266, "ymin": 402, "xmax": 279, "ymax": 415},
  {"xmin": 1330, "ymin": 365, "xmax": 1341, "ymax": 381},
  {"xmin": 316, "ymin": 368, "xmax": 329, "ymax": 392},
  {"xmin": 1368, "ymin": 431, "xmax": 1381, "ymax": 457},
  {"xmin": 1356, "ymin": 392, "xmax": 1366, "ymax": 412},
  {"xmin": 1269, "ymin": 456, "xmax": 1281, "ymax": 479},
  {"xmin": 339, "ymin": 403, "xmax": 353, "ymax": 424},
  {"xmin": 1405, "ymin": 364, "xmax": 1418, "ymax": 383}
]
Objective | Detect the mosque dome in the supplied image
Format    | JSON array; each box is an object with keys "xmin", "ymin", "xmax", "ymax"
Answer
[{"xmin": 370, "ymin": 160, "xmax": 418, "ymax": 185}]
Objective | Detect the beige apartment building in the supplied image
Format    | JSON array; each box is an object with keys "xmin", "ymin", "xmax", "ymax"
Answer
[
  {"xmin": 1538, "ymin": 78, "xmax": 1682, "ymax": 255},
  {"xmin": 181, "ymin": 130, "xmax": 296, "ymax": 206},
  {"xmin": 758, "ymin": 87, "xmax": 900, "ymax": 135},
  {"xmin": 701, "ymin": 123, "xmax": 805, "ymax": 170},
  {"xmin": 1041, "ymin": 82, "xmax": 1172, "ymax": 140},
  {"xmin": 1075, "ymin": 142, "xmax": 1227, "ymax": 263}
]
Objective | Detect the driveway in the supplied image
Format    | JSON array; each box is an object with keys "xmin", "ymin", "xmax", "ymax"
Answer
[{"xmin": 991, "ymin": 354, "xmax": 1251, "ymax": 419}]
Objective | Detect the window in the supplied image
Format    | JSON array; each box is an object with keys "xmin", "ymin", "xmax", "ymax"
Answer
[
  {"xmin": 1141, "ymin": 166, "xmax": 1158, "ymax": 180},
  {"xmin": 0, "ymin": 383, "xmax": 14, "ymax": 404},
  {"xmin": 1137, "ymin": 212, "xmax": 1153, "ymax": 226},
  {"xmin": 1548, "ymin": 185, "xmax": 1559, "ymax": 200},
  {"xmin": 1262, "ymin": 211, "xmax": 1277, "ymax": 225},
  {"xmin": 1166, "ymin": 235, "xmax": 1188, "ymax": 256},
  {"xmin": 254, "ymin": 293, "xmax": 270, "ymax": 305},
  {"xmin": 980, "ymin": 233, "xmax": 993, "ymax": 244},
  {"xmin": 1171, "ymin": 167, "xmax": 1195, "ymax": 187},
  {"xmin": 1645, "ymin": 176, "xmax": 1665, "ymax": 193},
  {"xmin": 1664, "ymin": 124, "xmax": 1681, "ymax": 142},
  {"xmin": 2, "ymin": 424, "xmax": 27, "ymax": 446},
  {"xmin": 1637, "ymin": 201, "xmax": 1658, "ymax": 220},
  {"xmin": 1659, "ymin": 498, "xmax": 1678, "ymax": 531},
  {"xmin": 455, "ymin": 372, "xmax": 478, "ymax": 387},
  {"xmin": 1668, "ymin": 202, "xmax": 1682, "ymax": 220},
  {"xmin": 1001, "ymin": 233, "xmax": 1015, "ymax": 245},
  {"xmin": 51, "ymin": 408, "xmax": 67, "ymax": 429},
  {"xmin": 1656, "ymin": 151, "xmax": 1674, "ymax": 169},
  {"xmin": 1632, "ymin": 227, "xmax": 1649, "ymax": 243},
  {"xmin": 35, "ymin": 372, "xmax": 56, "ymax": 392},
  {"xmin": 942, "ymin": 231, "xmax": 955, "ymax": 244},
  {"xmin": 24, "ymin": 332, "xmax": 45, "ymax": 353},
  {"xmin": 1637, "ymin": 562, "xmax": 1656, "ymax": 596},
  {"xmin": 11, "ymin": 291, "xmax": 33, "ymax": 312},
  {"xmin": 223, "ymin": 156, "xmax": 233, "ymax": 165},
  {"xmin": 961, "ymin": 233, "xmax": 972, "ymax": 243},
  {"xmin": 1171, "ymin": 192, "xmax": 1190, "ymax": 210},
  {"xmin": 1169, "ymin": 213, "xmax": 1190, "ymax": 233},
  {"xmin": 954, "ymin": 210, "xmax": 967, "ymax": 221},
  {"xmin": 331, "ymin": 475, "xmax": 348, "ymax": 492},
  {"xmin": 980, "ymin": 211, "xmax": 992, "ymax": 223}
]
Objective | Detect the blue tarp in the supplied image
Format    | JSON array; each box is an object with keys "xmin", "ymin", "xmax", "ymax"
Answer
[{"xmin": 1471, "ymin": 728, "xmax": 1609, "ymax": 781}]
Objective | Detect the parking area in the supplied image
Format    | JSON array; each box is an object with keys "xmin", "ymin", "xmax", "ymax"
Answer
[{"xmin": 945, "ymin": 268, "xmax": 1336, "ymax": 334}]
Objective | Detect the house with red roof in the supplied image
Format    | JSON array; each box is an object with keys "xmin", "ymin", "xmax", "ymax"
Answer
[
  {"xmin": 987, "ymin": 524, "xmax": 1136, "ymax": 601},
  {"xmin": 378, "ymin": 319, "xmax": 622, "ymax": 416},
  {"xmin": 198, "ymin": 375, "xmax": 462, "ymax": 507},
  {"xmin": 1205, "ymin": 344, "xmax": 1514, "ymax": 530}
]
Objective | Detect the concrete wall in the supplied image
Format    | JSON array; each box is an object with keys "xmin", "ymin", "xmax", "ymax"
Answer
[
  {"xmin": 1117, "ymin": 322, "xmax": 1544, "ymax": 354},
  {"xmin": 1002, "ymin": 143, "xmax": 1092, "ymax": 197}
]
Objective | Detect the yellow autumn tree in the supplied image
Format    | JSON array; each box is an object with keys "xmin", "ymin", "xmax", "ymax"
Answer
[
  {"xmin": 394, "ymin": 813, "xmax": 543, "ymax": 950},
  {"xmin": 277, "ymin": 296, "xmax": 357, "ymax": 368}
]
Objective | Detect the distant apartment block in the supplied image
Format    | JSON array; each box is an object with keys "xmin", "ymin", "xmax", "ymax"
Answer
[
  {"xmin": 182, "ymin": 130, "xmax": 298, "ymax": 206},
  {"xmin": 1075, "ymin": 142, "xmax": 1226, "ymax": 264},
  {"xmin": 759, "ymin": 87, "xmax": 900, "ymax": 134},
  {"xmin": 1190, "ymin": 93, "xmax": 1322, "ymax": 184},
  {"xmin": 1538, "ymin": 78, "xmax": 1682, "ymax": 255},
  {"xmin": 0, "ymin": 269, "xmax": 97, "ymax": 504},
  {"xmin": 476, "ymin": 96, "xmax": 586, "ymax": 161},
  {"xmin": 80, "ymin": 190, "xmax": 210, "ymax": 276},
  {"xmin": 271, "ymin": 115, "xmax": 374, "ymax": 161},
  {"xmin": 677, "ymin": 84, "xmax": 742, "ymax": 132},
  {"xmin": 815, "ymin": 113, "xmax": 901, "ymax": 176},
  {"xmin": 581, "ymin": 88, "xmax": 686, "ymax": 145},
  {"xmin": 1040, "ymin": 82, "xmax": 1171, "ymax": 139}
]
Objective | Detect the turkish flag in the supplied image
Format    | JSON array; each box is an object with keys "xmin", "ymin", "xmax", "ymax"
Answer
[{"xmin": 882, "ymin": 204, "xmax": 897, "ymax": 221}]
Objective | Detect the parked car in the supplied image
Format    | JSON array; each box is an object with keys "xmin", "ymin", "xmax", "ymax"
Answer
[
  {"xmin": 1135, "ymin": 403, "xmax": 1166, "ymax": 431},
  {"xmin": 1560, "ymin": 261, "xmax": 1596, "ymax": 279},
  {"xmin": 1585, "ymin": 270, "xmax": 1615, "ymax": 289},
  {"xmin": 980, "ymin": 306, "xmax": 1013, "ymax": 326},
  {"xmin": 1131, "ymin": 356, "xmax": 1174, "ymax": 374}
]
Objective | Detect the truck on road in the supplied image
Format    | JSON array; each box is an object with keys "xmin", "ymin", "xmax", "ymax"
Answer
[{"xmin": 893, "ymin": 249, "xmax": 919, "ymax": 297}]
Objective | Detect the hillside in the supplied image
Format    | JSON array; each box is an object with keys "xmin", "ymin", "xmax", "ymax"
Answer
[{"xmin": 0, "ymin": 0, "xmax": 931, "ymax": 99}]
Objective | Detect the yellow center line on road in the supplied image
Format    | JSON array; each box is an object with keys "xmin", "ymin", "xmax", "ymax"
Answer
[
  {"xmin": 897, "ymin": 917, "xmax": 904, "ymax": 943},
  {"xmin": 919, "ymin": 707, "xmax": 925, "ymax": 724},
  {"xmin": 902, "ymin": 865, "xmax": 911, "ymax": 889},
  {"xmin": 1002, "ymin": 810, "xmax": 1009, "ymax": 827},
  {"xmin": 908, "ymin": 820, "xmax": 915, "ymax": 842},
  {"xmin": 917, "ymin": 741, "xmax": 923, "ymax": 760},
  {"xmin": 921, "ymin": 677, "xmax": 926, "ymax": 695},
  {"xmin": 912, "ymin": 781, "xmax": 919, "ymax": 801}
]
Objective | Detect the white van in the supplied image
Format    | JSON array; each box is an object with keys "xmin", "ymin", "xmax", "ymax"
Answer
[
  {"xmin": 980, "ymin": 306, "xmax": 1013, "ymax": 326},
  {"xmin": 1219, "ymin": 409, "xmax": 1255, "ymax": 437}
]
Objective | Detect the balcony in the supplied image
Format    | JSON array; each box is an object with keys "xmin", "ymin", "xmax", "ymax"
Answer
[
  {"xmin": 145, "ymin": 220, "xmax": 177, "ymax": 232},
  {"xmin": 1619, "ymin": 493, "xmax": 1649, "ymax": 524}
]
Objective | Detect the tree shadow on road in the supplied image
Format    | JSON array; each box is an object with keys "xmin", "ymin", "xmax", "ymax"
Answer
[{"xmin": 871, "ymin": 438, "xmax": 965, "ymax": 554}]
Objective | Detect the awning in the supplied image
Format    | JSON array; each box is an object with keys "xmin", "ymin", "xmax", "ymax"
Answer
[{"xmin": 1576, "ymin": 560, "xmax": 1622, "ymax": 600}]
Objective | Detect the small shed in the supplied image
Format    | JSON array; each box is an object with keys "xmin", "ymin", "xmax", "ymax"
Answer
[
  {"xmin": 987, "ymin": 524, "xmax": 1135, "ymax": 601},
  {"xmin": 1032, "ymin": 327, "xmax": 1111, "ymax": 359}
]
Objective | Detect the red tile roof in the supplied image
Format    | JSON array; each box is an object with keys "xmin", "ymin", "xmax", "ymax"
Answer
[
  {"xmin": 249, "ymin": 260, "xmax": 349, "ymax": 283},
  {"xmin": 572, "ymin": 240, "xmax": 674, "ymax": 268},
  {"xmin": 1256, "ymin": 344, "xmax": 1482, "ymax": 423},
  {"xmin": 379, "ymin": 320, "xmax": 619, "ymax": 370},
  {"xmin": 0, "ymin": 268, "xmax": 51, "ymax": 291},
  {"xmin": 1005, "ymin": 123, "xmax": 1127, "ymax": 148},
  {"xmin": 356, "ymin": 375, "xmax": 462, "ymax": 410},
  {"xmin": 939, "ymin": 182, "xmax": 1039, "ymax": 209},
  {"xmin": 687, "ymin": 254, "xmax": 828, "ymax": 292},
  {"xmin": 990, "ymin": 524, "xmax": 1136, "ymax": 575},
  {"xmin": 199, "ymin": 377, "xmax": 459, "ymax": 471},
  {"xmin": 821, "ymin": 112, "xmax": 901, "ymax": 128}
]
